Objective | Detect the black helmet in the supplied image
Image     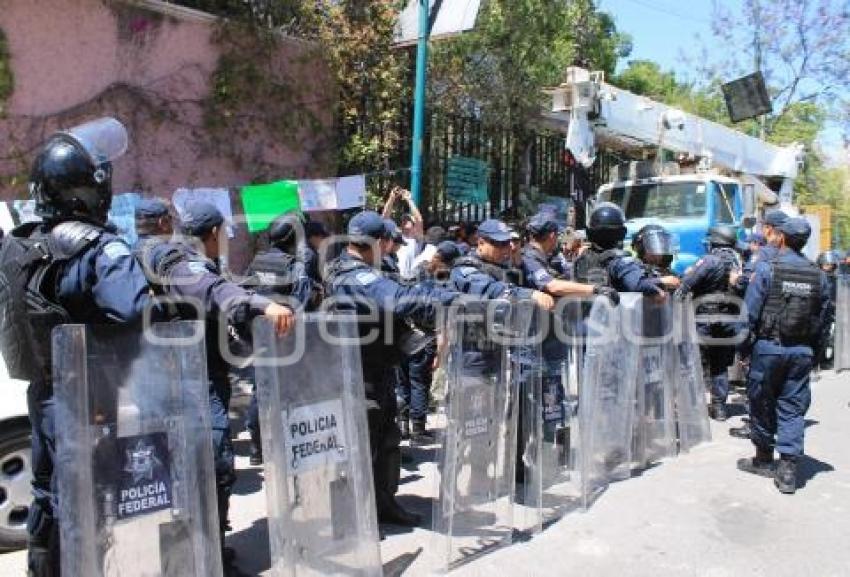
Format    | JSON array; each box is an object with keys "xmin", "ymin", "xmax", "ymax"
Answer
[
  {"xmin": 29, "ymin": 117, "xmax": 128, "ymax": 223},
  {"xmin": 587, "ymin": 202, "xmax": 626, "ymax": 248},
  {"xmin": 632, "ymin": 224, "xmax": 673, "ymax": 257},
  {"xmin": 707, "ymin": 225, "xmax": 738, "ymax": 248},
  {"xmin": 817, "ymin": 250, "xmax": 840, "ymax": 267},
  {"xmin": 268, "ymin": 212, "xmax": 303, "ymax": 247}
]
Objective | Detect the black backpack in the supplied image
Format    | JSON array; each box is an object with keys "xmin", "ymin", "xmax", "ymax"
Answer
[{"xmin": 0, "ymin": 221, "xmax": 101, "ymax": 382}]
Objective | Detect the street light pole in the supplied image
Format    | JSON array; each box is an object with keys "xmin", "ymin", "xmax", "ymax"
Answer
[{"xmin": 410, "ymin": 0, "xmax": 429, "ymax": 207}]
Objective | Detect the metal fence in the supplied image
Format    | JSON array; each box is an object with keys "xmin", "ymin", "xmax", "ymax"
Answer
[{"xmin": 349, "ymin": 108, "xmax": 588, "ymax": 226}]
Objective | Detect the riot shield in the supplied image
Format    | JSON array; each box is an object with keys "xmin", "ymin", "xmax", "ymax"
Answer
[
  {"xmin": 628, "ymin": 298, "xmax": 676, "ymax": 470},
  {"xmin": 578, "ymin": 294, "xmax": 639, "ymax": 508},
  {"xmin": 835, "ymin": 276, "xmax": 850, "ymax": 372},
  {"xmin": 670, "ymin": 299, "xmax": 711, "ymax": 452},
  {"xmin": 253, "ymin": 313, "xmax": 381, "ymax": 577},
  {"xmin": 518, "ymin": 303, "xmax": 584, "ymax": 533},
  {"xmin": 431, "ymin": 298, "xmax": 524, "ymax": 571},
  {"xmin": 53, "ymin": 322, "xmax": 222, "ymax": 577}
]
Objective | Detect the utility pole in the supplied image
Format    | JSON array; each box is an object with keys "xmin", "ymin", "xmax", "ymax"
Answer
[{"xmin": 409, "ymin": 0, "xmax": 429, "ymax": 207}]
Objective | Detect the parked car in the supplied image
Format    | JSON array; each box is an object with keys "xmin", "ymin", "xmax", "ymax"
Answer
[{"xmin": 0, "ymin": 353, "xmax": 31, "ymax": 552}]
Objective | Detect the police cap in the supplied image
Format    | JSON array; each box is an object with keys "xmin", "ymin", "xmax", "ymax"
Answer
[
  {"xmin": 777, "ymin": 217, "xmax": 811, "ymax": 247},
  {"xmin": 181, "ymin": 201, "xmax": 224, "ymax": 237},
  {"xmin": 527, "ymin": 212, "xmax": 561, "ymax": 236},
  {"xmin": 763, "ymin": 209, "xmax": 789, "ymax": 228},
  {"xmin": 436, "ymin": 240, "xmax": 461, "ymax": 264},
  {"xmin": 477, "ymin": 219, "xmax": 513, "ymax": 242},
  {"xmin": 135, "ymin": 198, "xmax": 169, "ymax": 220},
  {"xmin": 348, "ymin": 210, "xmax": 387, "ymax": 242}
]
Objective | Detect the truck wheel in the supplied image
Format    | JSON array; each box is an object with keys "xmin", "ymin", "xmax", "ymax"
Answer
[{"xmin": 0, "ymin": 423, "xmax": 32, "ymax": 552}]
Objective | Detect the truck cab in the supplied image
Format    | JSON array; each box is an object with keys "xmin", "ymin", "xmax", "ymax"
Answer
[{"xmin": 597, "ymin": 174, "xmax": 744, "ymax": 275}]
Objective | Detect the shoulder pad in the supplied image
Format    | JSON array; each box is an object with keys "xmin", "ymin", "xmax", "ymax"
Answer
[
  {"xmin": 456, "ymin": 266, "xmax": 478, "ymax": 278},
  {"xmin": 47, "ymin": 221, "xmax": 103, "ymax": 260}
]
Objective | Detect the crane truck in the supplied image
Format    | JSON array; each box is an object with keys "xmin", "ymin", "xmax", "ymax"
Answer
[{"xmin": 546, "ymin": 67, "xmax": 806, "ymax": 274}]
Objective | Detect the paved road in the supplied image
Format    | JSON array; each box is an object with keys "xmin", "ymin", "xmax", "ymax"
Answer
[{"xmin": 2, "ymin": 370, "xmax": 848, "ymax": 576}]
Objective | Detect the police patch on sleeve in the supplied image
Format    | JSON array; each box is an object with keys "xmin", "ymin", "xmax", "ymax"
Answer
[
  {"xmin": 102, "ymin": 241, "xmax": 131, "ymax": 261},
  {"xmin": 533, "ymin": 268, "xmax": 552, "ymax": 285},
  {"xmin": 187, "ymin": 261, "xmax": 210, "ymax": 275},
  {"xmin": 355, "ymin": 271, "xmax": 379, "ymax": 286}
]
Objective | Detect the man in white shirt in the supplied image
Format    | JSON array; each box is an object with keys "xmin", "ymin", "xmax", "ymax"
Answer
[{"xmin": 382, "ymin": 187, "xmax": 423, "ymax": 278}]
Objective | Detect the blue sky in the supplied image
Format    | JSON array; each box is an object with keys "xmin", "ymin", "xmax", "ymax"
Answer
[
  {"xmin": 597, "ymin": 0, "xmax": 846, "ymax": 162},
  {"xmin": 597, "ymin": 0, "xmax": 739, "ymax": 80}
]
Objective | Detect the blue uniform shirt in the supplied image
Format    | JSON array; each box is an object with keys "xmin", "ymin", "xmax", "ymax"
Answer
[
  {"xmin": 608, "ymin": 253, "xmax": 664, "ymax": 296},
  {"xmin": 58, "ymin": 231, "xmax": 153, "ymax": 324},
  {"xmin": 519, "ymin": 245, "xmax": 556, "ymax": 290},
  {"xmin": 450, "ymin": 252, "xmax": 534, "ymax": 300}
]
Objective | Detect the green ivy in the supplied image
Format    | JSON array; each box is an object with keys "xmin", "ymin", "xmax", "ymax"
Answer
[{"xmin": 0, "ymin": 28, "xmax": 14, "ymax": 116}]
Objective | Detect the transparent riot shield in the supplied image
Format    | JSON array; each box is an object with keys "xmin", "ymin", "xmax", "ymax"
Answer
[
  {"xmin": 834, "ymin": 276, "xmax": 850, "ymax": 372},
  {"xmin": 431, "ymin": 298, "xmax": 524, "ymax": 571},
  {"xmin": 253, "ymin": 313, "xmax": 381, "ymax": 577},
  {"xmin": 53, "ymin": 322, "xmax": 222, "ymax": 577},
  {"xmin": 670, "ymin": 299, "xmax": 711, "ymax": 452},
  {"xmin": 518, "ymin": 303, "xmax": 584, "ymax": 534},
  {"xmin": 629, "ymin": 298, "xmax": 676, "ymax": 470},
  {"xmin": 579, "ymin": 294, "xmax": 639, "ymax": 508}
]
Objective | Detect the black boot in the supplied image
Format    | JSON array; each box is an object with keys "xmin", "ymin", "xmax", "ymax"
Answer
[
  {"xmin": 709, "ymin": 401, "xmax": 727, "ymax": 421},
  {"xmin": 729, "ymin": 422, "xmax": 751, "ymax": 439},
  {"xmin": 737, "ymin": 446, "xmax": 775, "ymax": 478},
  {"xmin": 399, "ymin": 418, "xmax": 411, "ymax": 440},
  {"xmin": 378, "ymin": 498, "xmax": 422, "ymax": 527},
  {"xmin": 249, "ymin": 442, "xmax": 263, "ymax": 466},
  {"xmin": 410, "ymin": 418, "xmax": 433, "ymax": 442},
  {"xmin": 774, "ymin": 456, "xmax": 797, "ymax": 494}
]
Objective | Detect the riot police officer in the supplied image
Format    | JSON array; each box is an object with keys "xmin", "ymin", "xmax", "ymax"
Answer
[
  {"xmin": 324, "ymin": 211, "xmax": 460, "ymax": 526},
  {"xmin": 737, "ymin": 217, "xmax": 829, "ymax": 494},
  {"xmin": 815, "ymin": 250, "xmax": 840, "ymax": 370},
  {"xmin": 632, "ymin": 223, "xmax": 676, "ymax": 278},
  {"xmin": 573, "ymin": 203, "xmax": 674, "ymax": 297},
  {"xmin": 674, "ymin": 225, "xmax": 744, "ymax": 421},
  {"xmin": 241, "ymin": 212, "xmax": 314, "ymax": 465},
  {"xmin": 449, "ymin": 218, "xmax": 554, "ymax": 309},
  {"xmin": 139, "ymin": 201, "xmax": 294, "ymax": 562},
  {"xmin": 0, "ymin": 118, "xmax": 156, "ymax": 576}
]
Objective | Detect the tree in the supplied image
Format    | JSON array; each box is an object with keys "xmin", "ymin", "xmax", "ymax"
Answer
[
  {"xmin": 428, "ymin": 0, "xmax": 631, "ymax": 130},
  {"xmin": 696, "ymin": 0, "xmax": 850, "ymax": 138}
]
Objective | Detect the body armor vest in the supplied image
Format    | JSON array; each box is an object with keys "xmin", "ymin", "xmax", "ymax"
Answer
[
  {"xmin": 573, "ymin": 247, "xmax": 622, "ymax": 287},
  {"xmin": 758, "ymin": 260, "xmax": 822, "ymax": 346},
  {"xmin": 244, "ymin": 249, "xmax": 298, "ymax": 297}
]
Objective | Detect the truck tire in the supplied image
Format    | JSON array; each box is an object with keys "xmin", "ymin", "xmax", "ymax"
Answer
[{"xmin": 0, "ymin": 422, "xmax": 31, "ymax": 552}]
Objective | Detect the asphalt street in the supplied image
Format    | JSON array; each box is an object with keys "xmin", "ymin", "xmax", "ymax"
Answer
[{"xmin": 1, "ymin": 370, "xmax": 848, "ymax": 577}]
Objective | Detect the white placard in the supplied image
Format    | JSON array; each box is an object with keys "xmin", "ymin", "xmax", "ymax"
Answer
[
  {"xmin": 298, "ymin": 179, "xmax": 338, "ymax": 212},
  {"xmin": 335, "ymin": 175, "xmax": 367, "ymax": 210},
  {"xmin": 0, "ymin": 203, "xmax": 15, "ymax": 234},
  {"xmin": 395, "ymin": 0, "xmax": 483, "ymax": 45},
  {"xmin": 284, "ymin": 399, "xmax": 349, "ymax": 474},
  {"xmin": 172, "ymin": 188, "xmax": 235, "ymax": 238}
]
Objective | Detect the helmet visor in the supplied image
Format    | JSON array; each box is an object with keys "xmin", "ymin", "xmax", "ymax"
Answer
[
  {"xmin": 61, "ymin": 117, "xmax": 128, "ymax": 164},
  {"xmin": 642, "ymin": 229, "xmax": 674, "ymax": 256}
]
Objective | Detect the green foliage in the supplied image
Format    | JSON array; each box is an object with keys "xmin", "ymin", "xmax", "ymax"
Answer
[
  {"xmin": 0, "ymin": 28, "xmax": 13, "ymax": 116},
  {"xmin": 301, "ymin": 1, "xmax": 410, "ymax": 174},
  {"xmin": 429, "ymin": 0, "xmax": 630, "ymax": 131}
]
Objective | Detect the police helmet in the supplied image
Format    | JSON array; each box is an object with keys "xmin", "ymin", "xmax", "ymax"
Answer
[
  {"xmin": 632, "ymin": 224, "xmax": 673, "ymax": 257},
  {"xmin": 817, "ymin": 250, "xmax": 841, "ymax": 267},
  {"xmin": 268, "ymin": 212, "xmax": 302, "ymax": 246},
  {"xmin": 587, "ymin": 202, "xmax": 626, "ymax": 248},
  {"xmin": 29, "ymin": 118, "xmax": 128, "ymax": 223},
  {"xmin": 707, "ymin": 225, "xmax": 738, "ymax": 248}
]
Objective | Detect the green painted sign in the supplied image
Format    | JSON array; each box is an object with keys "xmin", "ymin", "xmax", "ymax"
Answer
[
  {"xmin": 447, "ymin": 156, "xmax": 490, "ymax": 204},
  {"xmin": 240, "ymin": 180, "xmax": 301, "ymax": 233}
]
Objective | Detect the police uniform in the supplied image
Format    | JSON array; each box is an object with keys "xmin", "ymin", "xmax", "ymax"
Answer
[
  {"xmin": 0, "ymin": 119, "xmax": 155, "ymax": 576},
  {"xmin": 676, "ymin": 241, "xmax": 742, "ymax": 419},
  {"xmin": 142, "ymin": 202, "xmax": 279, "ymax": 540},
  {"xmin": 739, "ymin": 218, "xmax": 829, "ymax": 493},
  {"xmin": 325, "ymin": 212, "xmax": 458, "ymax": 525}
]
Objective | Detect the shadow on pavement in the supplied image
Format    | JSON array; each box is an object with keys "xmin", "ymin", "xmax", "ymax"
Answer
[
  {"xmin": 227, "ymin": 518, "xmax": 271, "ymax": 576},
  {"xmin": 382, "ymin": 547, "xmax": 423, "ymax": 577},
  {"xmin": 797, "ymin": 454, "xmax": 834, "ymax": 488}
]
